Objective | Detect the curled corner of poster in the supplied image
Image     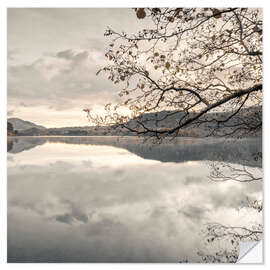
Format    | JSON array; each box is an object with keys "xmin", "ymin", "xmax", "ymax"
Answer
[{"xmin": 237, "ymin": 240, "xmax": 263, "ymax": 264}]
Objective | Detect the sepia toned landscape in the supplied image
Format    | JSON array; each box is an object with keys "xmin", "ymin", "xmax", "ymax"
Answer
[{"xmin": 8, "ymin": 8, "xmax": 262, "ymax": 263}]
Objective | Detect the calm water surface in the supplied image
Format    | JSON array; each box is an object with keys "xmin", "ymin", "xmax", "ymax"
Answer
[{"xmin": 7, "ymin": 136, "xmax": 262, "ymax": 262}]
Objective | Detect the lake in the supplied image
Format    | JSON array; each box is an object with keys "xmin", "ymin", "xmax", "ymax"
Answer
[{"xmin": 7, "ymin": 136, "xmax": 262, "ymax": 262}]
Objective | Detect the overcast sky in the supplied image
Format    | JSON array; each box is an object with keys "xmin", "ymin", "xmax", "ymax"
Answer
[{"xmin": 8, "ymin": 8, "xmax": 148, "ymax": 127}]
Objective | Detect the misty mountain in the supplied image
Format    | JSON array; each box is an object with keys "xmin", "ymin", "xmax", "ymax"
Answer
[
  {"xmin": 11, "ymin": 106, "xmax": 262, "ymax": 137},
  {"xmin": 7, "ymin": 118, "xmax": 46, "ymax": 131},
  {"xmin": 125, "ymin": 106, "xmax": 262, "ymax": 136}
]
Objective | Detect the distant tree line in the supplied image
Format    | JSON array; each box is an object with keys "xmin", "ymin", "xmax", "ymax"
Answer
[{"xmin": 7, "ymin": 122, "xmax": 17, "ymax": 136}]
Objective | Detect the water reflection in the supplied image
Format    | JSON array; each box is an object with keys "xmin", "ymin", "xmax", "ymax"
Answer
[
  {"xmin": 8, "ymin": 137, "xmax": 262, "ymax": 262},
  {"xmin": 8, "ymin": 136, "xmax": 262, "ymax": 166}
]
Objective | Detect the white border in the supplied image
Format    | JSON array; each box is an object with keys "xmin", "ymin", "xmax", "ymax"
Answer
[
  {"xmin": 0, "ymin": 0, "xmax": 7, "ymax": 266},
  {"xmin": 1, "ymin": 0, "xmax": 269, "ymax": 269},
  {"xmin": 0, "ymin": 0, "xmax": 268, "ymax": 8}
]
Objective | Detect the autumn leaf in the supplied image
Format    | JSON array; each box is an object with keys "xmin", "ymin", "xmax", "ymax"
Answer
[
  {"xmin": 213, "ymin": 9, "xmax": 222, "ymax": 18},
  {"xmin": 136, "ymin": 8, "xmax": 146, "ymax": 19},
  {"xmin": 152, "ymin": 8, "xmax": 161, "ymax": 14},
  {"xmin": 96, "ymin": 69, "xmax": 102, "ymax": 76},
  {"xmin": 124, "ymin": 99, "xmax": 131, "ymax": 105},
  {"xmin": 253, "ymin": 26, "xmax": 261, "ymax": 32}
]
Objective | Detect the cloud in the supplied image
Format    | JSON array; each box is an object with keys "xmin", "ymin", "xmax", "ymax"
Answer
[
  {"xmin": 7, "ymin": 110, "xmax": 15, "ymax": 116},
  {"xmin": 7, "ymin": 140, "xmax": 262, "ymax": 262},
  {"xmin": 178, "ymin": 205, "xmax": 209, "ymax": 222},
  {"xmin": 54, "ymin": 199, "xmax": 90, "ymax": 225},
  {"xmin": 7, "ymin": 48, "xmax": 20, "ymax": 61},
  {"xmin": 56, "ymin": 49, "xmax": 75, "ymax": 60},
  {"xmin": 8, "ymin": 48, "xmax": 121, "ymax": 112},
  {"xmin": 7, "ymin": 8, "xmax": 154, "ymax": 126},
  {"xmin": 55, "ymin": 213, "xmax": 73, "ymax": 224},
  {"xmin": 8, "ymin": 148, "xmax": 261, "ymax": 223}
]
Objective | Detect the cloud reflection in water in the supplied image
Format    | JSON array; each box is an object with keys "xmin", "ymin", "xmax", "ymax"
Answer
[{"xmin": 8, "ymin": 137, "xmax": 262, "ymax": 262}]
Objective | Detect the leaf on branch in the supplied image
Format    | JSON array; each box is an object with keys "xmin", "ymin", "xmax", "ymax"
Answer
[
  {"xmin": 105, "ymin": 103, "xmax": 111, "ymax": 110},
  {"xmin": 124, "ymin": 99, "xmax": 131, "ymax": 105},
  {"xmin": 136, "ymin": 8, "xmax": 146, "ymax": 19},
  {"xmin": 212, "ymin": 9, "xmax": 222, "ymax": 18},
  {"xmin": 152, "ymin": 8, "xmax": 161, "ymax": 14},
  {"xmin": 253, "ymin": 26, "xmax": 261, "ymax": 32},
  {"xmin": 96, "ymin": 69, "xmax": 102, "ymax": 76}
]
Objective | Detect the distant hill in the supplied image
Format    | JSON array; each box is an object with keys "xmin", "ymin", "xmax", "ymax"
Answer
[
  {"xmin": 12, "ymin": 106, "xmax": 262, "ymax": 138},
  {"xmin": 7, "ymin": 118, "xmax": 45, "ymax": 131},
  {"xmin": 123, "ymin": 106, "xmax": 262, "ymax": 137},
  {"xmin": 7, "ymin": 121, "xmax": 16, "ymax": 136}
]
